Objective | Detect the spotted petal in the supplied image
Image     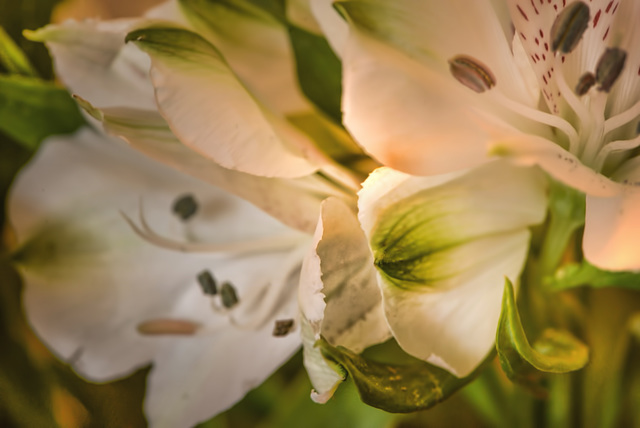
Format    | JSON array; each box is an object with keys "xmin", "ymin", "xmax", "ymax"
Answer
[
  {"xmin": 9, "ymin": 128, "xmax": 304, "ymax": 427},
  {"xmin": 358, "ymin": 162, "xmax": 547, "ymax": 376}
]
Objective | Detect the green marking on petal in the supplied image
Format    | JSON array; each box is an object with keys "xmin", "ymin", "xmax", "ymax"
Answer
[
  {"xmin": 496, "ymin": 279, "xmax": 589, "ymax": 395},
  {"xmin": 126, "ymin": 25, "xmax": 225, "ymax": 65},
  {"xmin": 317, "ymin": 337, "xmax": 485, "ymax": 413},
  {"xmin": 370, "ymin": 190, "xmax": 461, "ymax": 290}
]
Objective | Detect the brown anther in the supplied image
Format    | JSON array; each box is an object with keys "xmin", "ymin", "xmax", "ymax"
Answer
[
  {"xmin": 596, "ymin": 48, "xmax": 627, "ymax": 92},
  {"xmin": 272, "ymin": 319, "xmax": 295, "ymax": 337},
  {"xmin": 550, "ymin": 1, "xmax": 590, "ymax": 53},
  {"xmin": 575, "ymin": 72, "xmax": 596, "ymax": 96},
  {"xmin": 448, "ymin": 55, "xmax": 496, "ymax": 93}
]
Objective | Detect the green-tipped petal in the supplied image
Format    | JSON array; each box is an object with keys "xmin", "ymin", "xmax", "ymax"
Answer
[
  {"xmin": 127, "ymin": 24, "xmax": 322, "ymax": 178},
  {"xmin": 358, "ymin": 162, "xmax": 547, "ymax": 376}
]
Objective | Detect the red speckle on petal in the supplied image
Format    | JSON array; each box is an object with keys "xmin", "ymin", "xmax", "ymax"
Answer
[
  {"xmin": 530, "ymin": 0, "xmax": 540, "ymax": 14},
  {"xmin": 517, "ymin": 4, "xmax": 529, "ymax": 20},
  {"xmin": 603, "ymin": 26, "xmax": 610, "ymax": 40},
  {"xmin": 594, "ymin": 10, "xmax": 601, "ymax": 27},
  {"xmin": 605, "ymin": 0, "xmax": 614, "ymax": 12}
]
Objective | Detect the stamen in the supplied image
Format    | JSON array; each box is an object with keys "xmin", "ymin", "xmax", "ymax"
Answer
[
  {"xmin": 448, "ymin": 55, "xmax": 496, "ymax": 93},
  {"xmin": 172, "ymin": 194, "xmax": 198, "ymax": 221},
  {"xmin": 273, "ymin": 319, "xmax": 295, "ymax": 337},
  {"xmin": 550, "ymin": 1, "xmax": 590, "ymax": 53},
  {"xmin": 220, "ymin": 282, "xmax": 239, "ymax": 308},
  {"xmin": 575, "ymin": 72, "xmax": 596, "ymax": 96},
  {"xmin": 604, "ymin": 99, "xmax": 640, "ymax": 134},
  {"xmin": 595, "ymin": 48, "xmax": 627, "ymax": 92},
  {"xmin": 593, "ymin": 134, "xmax": 640, "ymax": 172},
  {"xmin": 120, "ymin": 202, "xmax": 304, "ymax": 255},
  {"xmin": 197, "ymin": 270, "xmax": 217, "ymax": 295},
  {"xmin": 137, "ymin": 318, "xmax": 200, "ymax": 336},
  {"xmin": 228, "ymin": 245, "xmax": 306, "ymax": 331},
  {"xmin": 490, "ymin": 91, "xmax": 579, "ymax": 150},
  {"xmin": 553, "ymin": 56, "xmax": 591, "ymax": 154}
]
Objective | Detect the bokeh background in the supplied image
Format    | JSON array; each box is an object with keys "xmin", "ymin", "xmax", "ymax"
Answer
[{"xmin": 0, "ymin": 1, "xmax": 497, "ymax": 426}]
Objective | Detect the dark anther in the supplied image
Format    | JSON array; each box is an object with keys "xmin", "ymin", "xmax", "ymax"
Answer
[
  {"xmin": 551, "ymin": 1, "xmax": 590, "ymax": 53},
  {"xmin": 197, "ymin": 270, "xmax": 217, "ymax": 295},
  {"xmin": 172, "ymin": 194, "xmax": 198, "ymax": 221},
  {"xmin": 220, "ymin": 282, "xmax": 239, "ymax": 308},
  {"xmin": 575, "ymin": 72, "xmax": 596, "ymax": 96},
  {"xmin": 448, "ymin": 55, "xmax": 496, "ymax": 93},
  {"xmin": 272, "ymin": 319, "xmax": 295, "ymax": 337},
  {"xmin": 596, "ymin": 48, "xmax": 627, "ymax": 92}
]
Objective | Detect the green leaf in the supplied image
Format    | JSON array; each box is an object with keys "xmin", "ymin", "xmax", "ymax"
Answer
[
  {"xmin": 179, "ymin": 0, "xmax": 285, "ymax": 26},
  {"xmin": 317, "ymin": 337, "xmax": 484, "ymax": 413},
  {"xmin": 288, "ymin": 25, "xmax": 343, "ymax": 123},
  {"xmin": 0, "ymin": 26, "xmax": 38, "ymax": 77},
  {"xmin": 496, "ymin": 279, "xmax": 589, "ymax": 394},
  {"xmin": 546, "ymin": 261, "xmax": 640, "ymax": 291},
  {"xmin": 0, "ymin": 75, "xmax": 84, "ymax": 150}
]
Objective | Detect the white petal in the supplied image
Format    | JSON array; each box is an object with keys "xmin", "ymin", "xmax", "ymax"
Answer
[
  {"xmin": 28, "ymin": 20, "xmax": 156, "ymax": 110},
  {"xmin": 342, "ymin": 27, "xmax": 512, "ymax": 175},
  {"xmin": 129, "ymin": 24, "xmax": 322, "ymax": 178},
  {"xmin": 87, "ymin": 104, "xmax": 336, "ymax": 233},
  {"xmin": 299, "ymin": 197, "xmax": 390, "ymax": 400},
  {"xmin": 9, "ymin": 128, "xmax": 305, "ymax": 424},
  {"xmin": 358, "ymin": 162, "xmax": 547, "ymax": 376},
  {"xmin": 584, "ymin": 155, "xmax": 640, "ymax": 271},
  {"xmin": 178, "ymin": 0, "xmax": 309, "ymax": 114},
  {"xmin": 492, "ymin": 135, "xmax": 623, "ymax": 197},
  {"xmin": 144, "ymin": 266, "xmax": 301, "ymax": 428},
  {"xmin": 310, "ymin": 0, "xmax": 349, "ymax": 58}
]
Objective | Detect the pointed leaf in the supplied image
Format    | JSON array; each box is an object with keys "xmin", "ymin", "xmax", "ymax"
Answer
[
  {"xmin": 496, "ymin": 279, "xmax": 589, "ymax": 392},
  {"xmin": 0, "ymin": 75, "xmax": 84, "ymax": 149},
  {"xmin": 317, "ymin": 337, "xmax": 485, "ymax": 413},
  {"xmin": 0, "ymin": 26, "xmax": 38, "ymax": 76},
  {"xmin": 546, "ymin": 261, "xmax": 640, "ymax": 291},
  {"xmin": 288, "ymin": 25, "xmax": 342, "ymax": 123}
]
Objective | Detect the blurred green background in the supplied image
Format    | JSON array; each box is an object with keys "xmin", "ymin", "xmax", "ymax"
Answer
[{"xmin": 0, "ymin": 1, "xmax": 501, "ymax": 426}]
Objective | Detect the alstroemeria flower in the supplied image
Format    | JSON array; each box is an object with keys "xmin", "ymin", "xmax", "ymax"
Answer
[
  {"xmin": 10, "ymin": 1, "xmax": 368, "ymax": 426},
  {"xmin": 321, "ymin": 0, "xmax": 640, "ymax": 271},
  {"xmin": 9, "ymin": 128, "xmax": 309, "ymax": 427}
]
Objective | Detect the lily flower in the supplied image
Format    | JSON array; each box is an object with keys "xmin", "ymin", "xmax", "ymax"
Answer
[{"xmin": 324, "ymin": 0, "xmax": 640, "ymax": 271}]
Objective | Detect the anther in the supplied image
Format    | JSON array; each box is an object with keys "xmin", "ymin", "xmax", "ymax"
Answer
[
  {"xmin": 596, "ymin": 48, "xmax": 627, "ymax": 92},
  {"xmin": 550, "ymin": 1, "xmax": 590, "ymax": 53},
  {"xmin": 448, "ymin": 55, "xmax": 496, "ymax": 93},
  {"xmin": 575, "ymin": 72, "xmax": 596, "ymax": 96},
  {"xmin": 137, "ymin": 319, "xmax": 200, "ymax": 335},
  {"xmin": 197, "ymin": 270, "xmax": 217, "ymax": 295},
  {"xmin": 272, "ymin": 319, "xmax": 295, "ymax": 337},
  {"xmin": 220, "ymin": 282, "xmax": 239, "ymax": 308},
  {"xmin": 172, "ymin": 194, "xmax": 198, "ymax": 221}
]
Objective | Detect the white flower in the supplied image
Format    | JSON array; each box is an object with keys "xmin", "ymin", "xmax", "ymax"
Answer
[
  {"xmin": 10, "ymin": 1, "xmax": 363, "ymax": 426},
  {"xmin": 323, "ymin": 0, "xmax": 640, "ymax": 271},
  {"xmin": 9, "ymin": 128, "xmax": 308, "ymax": 427}
]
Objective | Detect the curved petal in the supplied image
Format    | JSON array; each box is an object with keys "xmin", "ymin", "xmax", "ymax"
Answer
[
  {"xmin": 584, "ymin": 155, "xmax": 640, "ymax": 270},
  {"xmin": 299, "ymin": 197, "xmax": 390, "ymax": 401},
  {"xmin": 128, "ymin": 24, "xmax": 323, "ymax": 178},
  {"xmin": 358, "ymin": 162, "xmax": 547, "ymax": 376},
  {"xmin": 491, "ymin": 136, "xmax": 623, "ymax": 197},
  {"xmin": 82, "ymin": 102, "xmax": 337, "ymax": 233},
  {"xmin": 342, "ymin": 26, "xmax": 512, "ymax": 175},
  {"xmin": 9, "ymin": 128, "xmax": 304, "ymax": 423},
  {"xmin": 179, "ymin": 0, "xmax": 309, "ymax": 114},
  {"xmin": 27, "ymin": 20, "xmax": 157, "ymax": 110}
]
